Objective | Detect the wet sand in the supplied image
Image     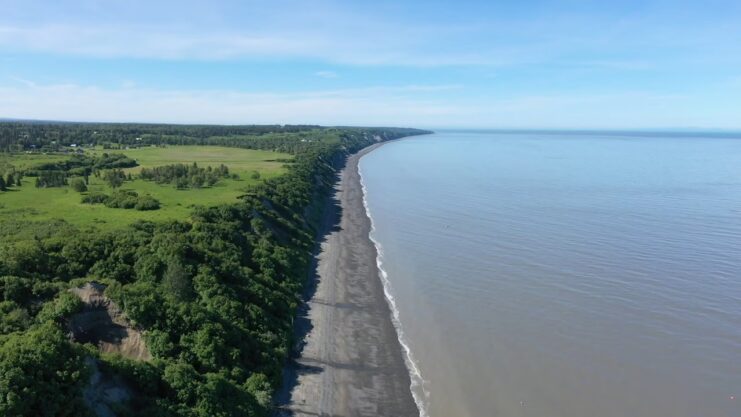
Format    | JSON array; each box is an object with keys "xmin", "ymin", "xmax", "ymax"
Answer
[{"xmin": 275, "ymin": 143, "xmax": 418, "ymax": 417}]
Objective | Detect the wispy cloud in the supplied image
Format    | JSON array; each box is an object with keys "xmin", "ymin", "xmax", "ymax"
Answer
[
  {"xmin": 0, "ymin": 81, "xmax": 466, "ymax": 126},
  {"xmin": 0, "ymin": 23, "xmax": 515, "ymax": 66},
  {"xmin": 1, "ymin": 1, "xmax": 740, "ymax": 127},
  {"xmin": 9, "ymin": 76, "xmax": 37, "ymax": 88},
  {"xmin": 315, "ymin": 71, "xmax": 338, "ymax": 79},
  {"xmin": 1, "ymin": 80, "xmax": 737, "ymax": 129},
  {"xmin": 0, "ymin": 25, "xmax": 315, "ymax": 60},
  {"xmin": 3, "ymin": 1, "xmax": 737, "ymax": 68}
]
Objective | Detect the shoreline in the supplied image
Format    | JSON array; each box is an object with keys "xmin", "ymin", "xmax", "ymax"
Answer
[
  {"xmin": 275, "ymin": 140, "xmax": 419, "ymax": 416},
  {"xmin": 359, "ymin": 161, "xmax": 430, "ymax": 417}
]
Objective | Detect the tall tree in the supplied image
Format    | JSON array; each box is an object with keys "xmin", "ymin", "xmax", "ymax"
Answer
[{"xmin": 163, "ymin": 258, "xmax": 192, "ymax": 302}]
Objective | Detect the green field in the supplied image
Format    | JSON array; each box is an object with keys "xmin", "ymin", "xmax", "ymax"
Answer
[{"xmin": 0, "ymin": 146, "xmax": 291, "ymax": 230}]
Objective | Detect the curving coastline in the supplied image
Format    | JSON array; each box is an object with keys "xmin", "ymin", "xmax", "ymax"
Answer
[
  {"xmin": 275, "ymin": 141, "xmax": 419, "ymax": 417},
  {"xmin": 359, "ymin": 159, "xmax": 431, "ymax": 417}
]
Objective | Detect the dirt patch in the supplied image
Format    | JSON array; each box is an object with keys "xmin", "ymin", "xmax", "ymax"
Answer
[
  {"xmin": 69, "ymin": 282, "xmax": 151, "ymax": 361},
  {"xmin": 82, "ymin": 357, "xmax": 132, "ymax": 417}
]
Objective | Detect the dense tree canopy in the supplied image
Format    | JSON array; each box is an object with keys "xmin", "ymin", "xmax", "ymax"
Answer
[
  {"xmin": 0, "ymin": 323, "xmax": 90, "ymax": 416},
  {"xmin": 0, "ymin": 122, "xmax": 430, "ymax": 416}
]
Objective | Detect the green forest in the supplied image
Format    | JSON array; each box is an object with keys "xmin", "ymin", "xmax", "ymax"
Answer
[{"xmin": 0, "ymin": 122, "xmax": 429, "ymax": 417}]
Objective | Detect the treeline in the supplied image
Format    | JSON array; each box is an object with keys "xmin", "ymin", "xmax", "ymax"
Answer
[
  {"xmin": 0, "ymin": 121, "xmax": 427, "ymax": 154},
  {"xmin": 139, "ymin": 163, "xmax": 232, "ymax": 189},
  {"xmin": 19, "ymin": 154, "xmax": 137, "ymax": 189},
  {"xmin": 35, "ymin": 171, "xmax": 68, "ymax": 188},
  {"xmin": 25, "ymin": 153, "xmax": 137, "ymax": 177},
  {"xmin": 0, "ymin": 125, "xmax": 430, "ymax": 416},
  {"xmin": 0, "ymin": 122, "xmax": 321, "ymax": 152}
]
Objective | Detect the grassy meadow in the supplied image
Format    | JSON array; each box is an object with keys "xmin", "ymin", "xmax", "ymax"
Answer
[{"xmin": 0, "ymin": 146, "xmax": 291, "ymax": 230}]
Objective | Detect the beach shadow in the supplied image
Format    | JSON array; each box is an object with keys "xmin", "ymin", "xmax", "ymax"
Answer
[
  {"xmin": 297, "ymin": 356, "xmax": 382, "ymax": 373},
  {"xmin": 309, "ymin": 298, "xmax": 371, "ymax": 312},
  {"xmin": 272, "ymin": 158, "xmax": 346, "ymax": 416},
  {"xmin": 275, "ymin": 406, "xmax": 348, "ymax": 417}
]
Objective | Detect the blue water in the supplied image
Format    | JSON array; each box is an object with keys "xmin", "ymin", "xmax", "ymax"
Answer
[{"xmin": 359, "ymin": 131, "xmax": 741, "ymax": 417}]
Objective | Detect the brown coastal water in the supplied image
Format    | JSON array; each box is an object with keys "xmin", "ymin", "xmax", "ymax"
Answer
[{"xmin": 359, "ymin": 131, "xmax": 741, "ymax": 417}]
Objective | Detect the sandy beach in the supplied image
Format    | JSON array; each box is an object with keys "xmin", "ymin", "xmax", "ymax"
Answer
[{"xmin": 275, "ymin": 143, "xmax": 418, "ymax": 417}]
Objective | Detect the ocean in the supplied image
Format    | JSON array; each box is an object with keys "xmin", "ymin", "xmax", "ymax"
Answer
[{"xmin": 358, "ymin": 131, "xmax": 741, "ymax": 417}]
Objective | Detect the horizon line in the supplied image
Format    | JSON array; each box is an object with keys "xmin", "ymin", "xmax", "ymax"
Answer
[{"xmin": 1, "ymin": 117, "xmax": 741, "ymax": 134}]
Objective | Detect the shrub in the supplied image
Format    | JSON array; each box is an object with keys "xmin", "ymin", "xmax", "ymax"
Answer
[
  {"xmin": 69, "ymin": 178, "xmax": 88, "ymax": 193},
  {"xmin": 81, "ymin": 190, "xmax": 160, "ymax": 211},
  {"xmin": 36, "ymin": 291, "xmax": 84, "ymax": 323},
  {"xmin": 135, "ymin": 195, "xmax": 161, "ymax": 211},
  {"xmin": 81, "ymin": 192, "xmax": 110, "ymax": 205},
  {"xmin": 105, "ymin": 190, "xmax": 139, "ymax": 209}
]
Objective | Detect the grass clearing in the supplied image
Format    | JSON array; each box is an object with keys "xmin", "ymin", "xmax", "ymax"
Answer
[
  {"xmin": 0, "ymin": 152, "xmax": 71, "ymax": 172},
  {"xmin": 89, "ymin": 145, "xmax": 289, "ymax": 174},
  {"xmin": 0, "ymin": 146, "xmax": 292, "ymax": 230}
]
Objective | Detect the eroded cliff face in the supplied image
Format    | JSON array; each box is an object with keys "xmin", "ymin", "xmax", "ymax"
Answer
[{"xmin": 69, "ymin": 282, "xmax": 151, "ymax": 361}]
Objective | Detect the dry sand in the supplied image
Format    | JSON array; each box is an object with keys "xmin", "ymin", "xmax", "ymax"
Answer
[{"xmin": 275, "ymin": 143, "xmax": 418, "ymax": 417}]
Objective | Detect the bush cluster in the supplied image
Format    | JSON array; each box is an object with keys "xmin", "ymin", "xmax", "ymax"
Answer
[
  {"xmin": 139, "ymin": 163, "xmax": 231, "ymax": 189},
  {"xmin": 35, "ymin": 171, "xmax": 68, "ymax": 188},
  {"xmin": 81, "ymin": 190, "xmax": 161, "ymax": 211}
]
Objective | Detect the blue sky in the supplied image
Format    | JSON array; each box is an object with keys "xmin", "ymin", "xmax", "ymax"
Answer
[{"xmin": 0, "ymin": 0, "xmax": 740, "ymax": 128}]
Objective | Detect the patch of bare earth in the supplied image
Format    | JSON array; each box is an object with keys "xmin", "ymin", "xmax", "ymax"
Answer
[
  {"xmin": 68, "ymin": 282, "xmax": 151, "ymax": 417},
  {"xmin": 68, "ymin": 282, "xmax": 151, "ymax": 361}
]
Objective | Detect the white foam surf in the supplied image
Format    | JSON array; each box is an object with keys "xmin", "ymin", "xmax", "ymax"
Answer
[{"xmin": 358, "ymin": 158, "xmax": 430, "ymax": 417}]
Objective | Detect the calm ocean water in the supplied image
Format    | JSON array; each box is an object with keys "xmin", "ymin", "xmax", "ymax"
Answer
[{"xmin": 358, "ymin": 131, "xmax": 741, "ymax": 417}]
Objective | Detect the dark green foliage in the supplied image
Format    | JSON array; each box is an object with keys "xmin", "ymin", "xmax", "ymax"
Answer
[
  {"xmin": 0, "ymin": 122, "xmax": 325, "ymax": 152},
  {"xmin": 81, "ymin": 190, "xmax": 161, "ymax": 211},
  {"xmin": 0, "ymin": 125, "xmax": 430, "ymax": 416},
  {"xmin": 36, "ymin": 291, "xmax": 84, "ymax": 323},
  {"xmin": 162, "ymin": 259, "xmax": 192, "ymax": 302},
  {"xmin": 93, "ymin": 153, "xmax": 138, "ymax": 170},
  {"xmin": 70, "ymin": 178, "xmax": 88, "ymax": 192},
  {"xmin": 105, "ymin": 190, "xmax": 140, "ymax": 209},
  {"xmin": 81, "ymin": 191, "xmax": 110, "ymax": 204},
  {"xmin": 99, "ymin": 353, "xmax": 162, "ymax": 396},
  {"xmin": 140, "ymin": 163, "xmax": 230, "ymax": 189},
  {"xmin": 104, "ymin": 169, "xmax": 127, "ymax": 188},
  {"xmin": 34, "ymin": 153, "xmax": 135, "ymax": 172},
  {"xmin": 0, "ymin": 176, "xmax": 5, "ymax": 191},
  {"xmin": 23, "ymin": 153, "xmax": 137, "ymax": 181},
  {"xmin": 0, "ymin": 121, "xmax": 428, "ymax": 154},
  {"xmin": 0, "ymin": 323, "xmax": 90, "ymax": 417},
  {"xmin": 0, "ymin": 301, "xmax": 31, "ymax": 333},
  {"xmin": 135, "ymin": 194, "xmax": 161, "ymax": 211},
  {"xmin": 35, "ymin": 170, "xmax": 68, "ymax": 187},
  {"xmin": 4, "ymin": 173, "xmax": 13, "ymax": 188}
]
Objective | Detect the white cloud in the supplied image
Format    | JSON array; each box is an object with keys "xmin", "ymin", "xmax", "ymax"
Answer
[
  {"xmin": 0, "ymin": 81, "xmax": 737, "ymax": 129},
  {"xmin": 315, "ymin": 71, "xmax": 338, "ymax": 79},
  {"xmin": 1, "ymin": 0, "xmax": 741, "ymax": 69},
  {"xmin": 0, "ymin": 81, "xmax": 466, "ymax": 126},
  {"xmin": 0, "ymin": 25, "xmax": 316, "ymax": 60}
]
